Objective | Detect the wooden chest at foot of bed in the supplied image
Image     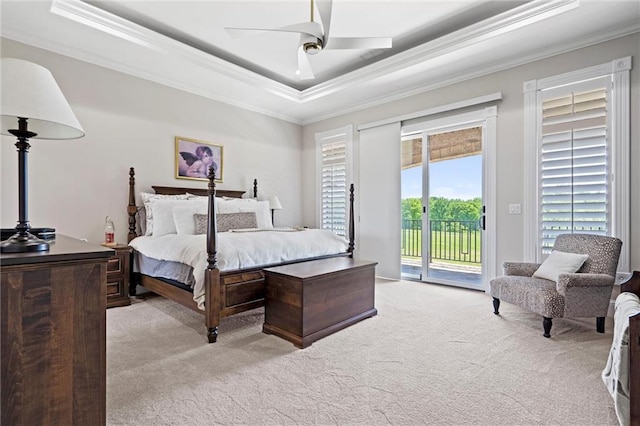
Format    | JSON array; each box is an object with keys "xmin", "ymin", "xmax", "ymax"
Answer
[{"xmin": 262, "ymin": 257, "xmax": 377, "ymax": 348}]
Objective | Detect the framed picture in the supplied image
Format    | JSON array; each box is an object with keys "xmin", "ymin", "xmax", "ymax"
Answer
[{"xmin": 175, "ymin": 136, "xmax": 223, "ymax": 182}]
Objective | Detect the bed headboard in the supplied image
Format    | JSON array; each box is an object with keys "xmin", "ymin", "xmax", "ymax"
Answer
[
  {"xmin": 127, "ymin": 167, "xmax": 256, "ymax": 242},
  {"xmin": 151, "ymin": 185, "xmax": 244, "ymax": 199}
]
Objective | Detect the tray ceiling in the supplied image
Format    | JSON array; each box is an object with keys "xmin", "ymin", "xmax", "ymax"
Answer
[{"xmin": 1, "ymin": 0, "xmax": 639, "ymax": 124}]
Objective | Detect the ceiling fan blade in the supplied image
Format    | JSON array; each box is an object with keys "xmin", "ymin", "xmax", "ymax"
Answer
[
  {"xmin": 225, "ymin": 21, "xmax": 323, "ymax": 39},
  {"xmin": 297, "ymin": 46, "xmax": 315, "ymax": 80},
  {"xmin": 316, "ymin": 0, "xmax": 333, "ymax": 41},
  {"xmin": 325, "ymin": 37, "xmax": 392, "ymax": 50}
]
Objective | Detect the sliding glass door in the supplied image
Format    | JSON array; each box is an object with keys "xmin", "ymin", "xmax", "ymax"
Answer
[{"xmin": 401, "ymin": 107, "xmax": 497, "ymax": 290}]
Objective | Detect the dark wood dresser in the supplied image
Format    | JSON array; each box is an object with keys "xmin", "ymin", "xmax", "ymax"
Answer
[{"xmin": 1, "ymin": 235, "xmax": 113, "ymax": 426}]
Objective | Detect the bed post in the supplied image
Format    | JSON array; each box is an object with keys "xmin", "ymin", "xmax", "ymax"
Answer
[
  {"xmin": 253, "ymin": 179, "xmax": 258, "ymax": 199},
  {"xmin": 348, "ymin": 183, "xmax": 355, "ymax": 255},
  {"xmin": 205, "ymin": 166, "xmax": 220, "ymax": 343},
  {"xmin": 127, "ymin": 167, "xmax": 137, "ymax": 243}
]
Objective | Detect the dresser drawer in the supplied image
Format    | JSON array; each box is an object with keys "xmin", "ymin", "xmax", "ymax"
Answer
[
  {"xmin": 106, "ymin": 245, "xmax": 131, "ymax": 308},
  {"xmin": 107, "ymin": 276, "xmax": 126, "ymax": 296},
  {"xmin": 107, "ymin": 252, "xmax": 126, "ymax": 274}
]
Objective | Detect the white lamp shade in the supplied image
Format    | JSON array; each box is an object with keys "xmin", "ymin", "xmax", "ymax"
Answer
[
  {"xmin": 1, "ymin": 58, "xmax": 84, "ymax": 139},
  {"xmin": 267, "ymin": 195, "xmax": 283, "ymax": 210}
]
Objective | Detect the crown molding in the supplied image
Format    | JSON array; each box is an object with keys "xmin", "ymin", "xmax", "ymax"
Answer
[
  {"xmin": 302, "ymin": 22, "xmax": 640, "ymax": 125},
  {"xmin": 47, "ymin": 0, "xmax": 582, "ymax": 105},
  {"xmin": 298, "ymin": 0, "xmax": 581, "ymax": 102},
  {"xmin": 2, "ymin": 0, "xmax": 638, "ymax": 126}
]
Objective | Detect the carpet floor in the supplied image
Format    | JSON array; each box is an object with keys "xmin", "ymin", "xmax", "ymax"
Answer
[{"xmin": 106, "ymin": 279, "xmax": 618, "ymax": 425}]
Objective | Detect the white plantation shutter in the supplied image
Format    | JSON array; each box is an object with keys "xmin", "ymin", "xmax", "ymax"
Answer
[
  {"xmin": 316, "ymin": 126, "xmax": 352, "ymax": 237},
  {"xmin": 524, "ymin": 58, "xmax": 630, "ymax": 270},
  {"xmin": 539, "ymin": 77, "xmax": 610, "ymax": 253},
  {"xmin": 321, "ymin": 142, "xmax": 347, "ymax": 235}
]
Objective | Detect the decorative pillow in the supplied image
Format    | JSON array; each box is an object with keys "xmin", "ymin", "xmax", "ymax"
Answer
[
  {"xmin": 150, "ymin": 198, "xmax": 206, "ymax": 237},
  {"xmin": 140, "ymin": 192, "xmax": 189, "ymax": 236},
  {"xmin": 532, "ymin": 250, "xmax": 589, "ymax": 282},
  {"xmin": 194, "ymin": 212, "xmax": 258, "ymax": 234},
  {"xmin": 172, "ymin": 199, "xmax": 209, "ymax": 235},
  {"xmin": 135, "ymin": 206, "xmax": 147, "ymax": 236},
  {"xmin": 238, "ymin": 200, "xmax": 273, "ymax": 228}
]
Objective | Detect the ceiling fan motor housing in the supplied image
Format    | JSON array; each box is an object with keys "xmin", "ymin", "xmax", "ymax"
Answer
[{"xmin": 303, "ymin": 38, "xmax": 323, "ymax": 55}]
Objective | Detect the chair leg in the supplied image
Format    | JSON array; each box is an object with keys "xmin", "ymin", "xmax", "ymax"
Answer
[
  {"xmin": 596, "ymin": 317, "xmax": 605, "ymax": 333},
  {"xmin": 492, "ymin": 298, "xmax": 500, "ymax": 315},
  {"xmin": 543, "ymin": 317, "xmax": 552, "ymax": 338}
]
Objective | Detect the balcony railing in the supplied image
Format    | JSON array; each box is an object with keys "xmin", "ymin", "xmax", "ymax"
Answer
[{"xmin": 401, "ymin": 219, "xmax": 481, "ymax": 264}]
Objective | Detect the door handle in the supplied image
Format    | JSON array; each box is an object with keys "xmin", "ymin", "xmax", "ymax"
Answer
[{"xmin": 479, "ymin": 215, "xmax": 486, "ymax": 231}]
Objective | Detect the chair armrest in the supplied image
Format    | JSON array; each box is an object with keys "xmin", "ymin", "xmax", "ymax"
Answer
[
  {"xmin": 556, "ymin": 273, "xmax": 615, "ymax": 295},
  {"xmin": 502, "ymin": 262, "xmax": 540, "ymax": 277}
]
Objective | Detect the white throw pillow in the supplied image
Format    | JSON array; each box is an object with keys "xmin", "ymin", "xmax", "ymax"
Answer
[
  {"xmin": 532, "ymin": 250, "xmax": 589, "ymax": 282},
  {"xmin": 238, "ymin": 200, "xmax": 273, "ymax": 228},
  {"xmin": 172, "ymin": 199, "xmax": 209, "ymax": 235},
  {"xmin": 140, "ymin": 192, "xmax": 189, "ymax": 236},
  {"xmin": 150, "ymin": 198, "xmax": 206, "ymax": 237}
]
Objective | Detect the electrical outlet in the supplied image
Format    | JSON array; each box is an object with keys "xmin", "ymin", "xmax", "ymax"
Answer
[{"xmin": 508, "ymin": 204, "xmax": 521, "ymax": 215}]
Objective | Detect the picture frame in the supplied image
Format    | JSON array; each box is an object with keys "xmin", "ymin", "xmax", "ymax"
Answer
[{"xmin": 175, "ymin": 136, "xmax": 223, "ymax": 182}]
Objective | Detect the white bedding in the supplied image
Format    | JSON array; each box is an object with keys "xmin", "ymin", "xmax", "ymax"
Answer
[{"xmin": 129, "ymin": 228, "xmax": 349, "ymax": 309}]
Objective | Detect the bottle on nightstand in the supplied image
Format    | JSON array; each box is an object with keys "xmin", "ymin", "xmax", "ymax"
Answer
[{"xmin": 103, "ymin": 216, "xmax": 117, "ymax": 247}]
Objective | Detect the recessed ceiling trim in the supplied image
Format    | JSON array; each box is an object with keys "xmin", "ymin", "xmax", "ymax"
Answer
[
  {"xmin": 49, "ymin": 0, "xmax": 580, "ymax": 106},
  {"xmin": 298, "ymin": 0, "xmax": 580, "ymax": 103},
  {"xmin": 302, "ymin": 22, "xmax": 640, "ymax": 126},
  {"xmin": 2, "ymin": 0, "xmax": 637, "ymax": 127},
  {"xmin": 50, "ymin": 0, "xmax": 301, "ymax": 101},
  {"xmin": 0, "ymin": 26, "xmax": 304, "ymax": 124}
]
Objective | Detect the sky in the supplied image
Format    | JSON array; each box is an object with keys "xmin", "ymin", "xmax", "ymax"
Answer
[{"xmin": 401, "ymin": 155, "xmax": 482, "ymax": 200}]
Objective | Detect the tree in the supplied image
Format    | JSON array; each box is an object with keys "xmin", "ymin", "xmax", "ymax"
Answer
[
  {"xmin": 401, "ymin": 198, "xmax": 422, "ymax": 221},
  {"xmin": 401, "ymin": 196, "xmax": 482, "ymax": 227}
]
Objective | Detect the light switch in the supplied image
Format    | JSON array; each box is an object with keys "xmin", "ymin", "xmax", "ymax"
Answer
[{"xmin": 508, "ymin": 203, "xmax": 521, "ymax": 215}]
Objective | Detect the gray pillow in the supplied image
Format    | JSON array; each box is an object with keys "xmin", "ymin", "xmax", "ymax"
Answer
[{"xmin": 194, "ymin": 212, "xmax": 258, "ymax": 234}]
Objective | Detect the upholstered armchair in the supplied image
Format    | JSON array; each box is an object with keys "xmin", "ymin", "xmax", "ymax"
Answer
[{"xmin": 490, "ymin": 233, "xmax": 622, "ymax": 338}]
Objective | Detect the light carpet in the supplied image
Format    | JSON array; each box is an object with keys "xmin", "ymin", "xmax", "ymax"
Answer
[{"xmin": 106, "ymin": 279, "xmax": 618, "ymax": 425}]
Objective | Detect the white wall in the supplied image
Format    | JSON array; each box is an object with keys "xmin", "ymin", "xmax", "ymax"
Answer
[
  {"xmin": 3, "ymin": 34, "xmax": 638, "ymax": 274},
  {"xmin": 302, "ymin": 33, "xmax": 640, "ymax": 275},
  {"xmin": 1, "ymin": 39, "xmax": 302, "ymax": 244}
]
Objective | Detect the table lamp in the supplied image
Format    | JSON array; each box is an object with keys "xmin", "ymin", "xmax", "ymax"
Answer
[
  {"xmin": 267, "ymin": 195, "xmax": 283, "ymax": 225},
  {"xmin": 1, "ymin": 58, "xmax": 85, "ymax": 253}
]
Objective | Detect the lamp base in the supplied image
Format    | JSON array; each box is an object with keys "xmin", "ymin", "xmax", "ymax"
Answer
[{"xmin": 0, "ymin": 231, "xmax": 50, "ymax": 253}]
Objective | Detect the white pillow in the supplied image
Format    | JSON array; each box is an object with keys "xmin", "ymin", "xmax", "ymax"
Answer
[
  {"xmin": 150, "ymin": 198, "xmax": 206, "ymax": 237},
  {"xmin": 188, "ymin": 196, "xmax": 252, "ymax": 213},
  {"xmin": 532, "ymin": 250, "xmax": 589, "ymax": 282},
  {"xmin": 140, "ymin": 192, "xmax": 189, "ymax": 236},
  {"xmin": 217, "ymin": 199, "xmax": 241, "ymax": 214},
  {"xmin": 172, "ymin": 199, "xmax": 209, "ymax": 235},
  {"xmin": 238, "ymin": 200, "xmax": 273, "ymax": 228}
]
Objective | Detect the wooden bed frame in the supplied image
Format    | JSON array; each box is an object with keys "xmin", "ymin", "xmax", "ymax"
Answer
[
  {"xmin": 621, "ymin": 270, "xmax": 640, "ymax": 425},
  {"xmin": 126, "ymin": 167, "xmax": 355, "ymax": 343}
]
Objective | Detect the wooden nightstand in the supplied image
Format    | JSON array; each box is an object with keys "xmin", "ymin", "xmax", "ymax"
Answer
[{"xmin": 106, "ymin": 244, "xmax": 131, "ymax": 308}]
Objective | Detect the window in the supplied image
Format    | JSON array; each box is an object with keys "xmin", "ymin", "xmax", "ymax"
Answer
[
  {"xmin": 524, "ymin": 57, "xmax": 631, "ymax": 270},
  {"xmin": 315, "ymin": 126, "xmax": 353, "ymax": 236},
  {"xmin": 539, "ymin": 79, "xmax": 609, "ymax": 253}
]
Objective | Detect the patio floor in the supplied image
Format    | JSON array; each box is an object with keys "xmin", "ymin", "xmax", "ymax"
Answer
[{"xmin": 402, "ymin": 259, "xmax": 483, "ymax": 287}]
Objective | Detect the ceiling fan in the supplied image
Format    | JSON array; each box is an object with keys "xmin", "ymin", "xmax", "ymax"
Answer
[{"xmin": 225, "ymin": 0, "xmax": 392, "ymax": 80}]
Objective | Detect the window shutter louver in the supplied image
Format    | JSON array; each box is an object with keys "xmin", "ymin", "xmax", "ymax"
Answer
[
  {"xmin": 321, "ymin": 141, "xmax": 348, "ymax": 236},
  {"xmin": 539, "ymin": 78, "xmax": 609, "ymax": 253}
]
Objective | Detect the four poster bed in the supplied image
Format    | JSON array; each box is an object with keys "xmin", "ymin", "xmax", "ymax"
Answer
[{"xmin": 126, "ymin": 167, "xmax": 355, "ymax": 343}]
